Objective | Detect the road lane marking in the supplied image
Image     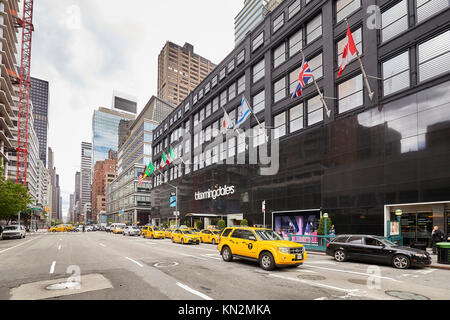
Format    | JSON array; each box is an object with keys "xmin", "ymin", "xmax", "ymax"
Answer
[
  {"xmin": 268, "ymin": 274, "xmax": 361, "ymax": 295},
  {"xmin": 176, "ymin": 282, "xmax": 213, "ymax": 300},
  {"xmin": 99, "ymin": 243, "xmax": 106, "ymax": 247},
  {"xmin": 58, "ymin": 245, "xmax": 61, "ymax": 251},
  {"xmin": 180, "ymin": 253, "xmax": 209, "ymax": 261},
  {"xmin": 306, "ymin": 265, "xmax": 402, "ymax": 282},
  {"xmin": 0, "ymin": 238, "xmax": 39, "ymax": 255},
  {"xmin": 49, "ymin": 261, "xmax": 56, "ymax": 274},
  {"xmin": 126, "ymin": 257, "xmax": 144, "ymax": 267},
  {"xmin": 201, "ymin": 254, "xmax": 222, "ymax": 261}
]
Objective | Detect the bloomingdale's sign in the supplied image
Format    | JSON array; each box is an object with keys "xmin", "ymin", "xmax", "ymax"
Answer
[{"xmin": 195, "ymin": 185, "xmax": 236, "ymax": 201}]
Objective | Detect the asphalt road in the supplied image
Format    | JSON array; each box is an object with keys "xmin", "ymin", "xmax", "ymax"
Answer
[{"xmin": 0, "ymin": 232, "xmax": 449, "ymax": 300}]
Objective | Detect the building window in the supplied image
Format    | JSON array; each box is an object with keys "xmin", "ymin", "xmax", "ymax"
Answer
[
  {"xmin": 199, "ymin": 108, "xmax": 205, "ymax": 123},
  {"xmin": 274, "ymin": 43, "xmax": 286, "ymax": 68},
  {"xmin": 336, "ymin": 0, "xmax": 361, "ymax": 23},
  {"xmin": 273, "ymin": 13, "xmax": 284, "ymax": 33},
  {"xmin": 288, "ymin": 0, "xmax": 301, "ymax": 19},
  {"xmin": 237, "ymin": 49, "xmax": 245, "ymax": 65},
  {"xmin": 274, "ymin": 112, "xmax": 286, "ymax": 139},
  {"xmin": 381, "ymin": 0, "xmax": 408, "ymax": 43},
  {"xmin": 309, "ymin": 53, "xmax": 323, "ymax": 80},
  {"xmin": 253, "ymin": 59, "xmax": 265, "ymax": 83},
  {"xmin": 212, "ymin": 75, "xmax": 218, "ymax": 87},
  {"xmin": 229, "ymin": 83, "xmax": 236, "ymax": 101},
  {"xmin": 337, "ymin": 28, "xmax": 362, "ymax": 65},
  {"xmin": 220, "ymin": 142, "xmax": 226, "ymax": 161},
  {"xmin": 237, "ymin": 132, "xmax": 246, "ymax": 154},
  {"xmin": 219, "ymin": 68, "xmax": 226, "ymax": 81},
  {"xmin": 193, "ymin": 95, "xmax": 198, "ymax": 105},
  {"xmin": 289, "ymin": 67, "xmax": 301, "ymax": 95},
  {"xmin": 205, "ymin": 82, "xmax": 211, "ymax": 94},
  {"xmin": 228, "ymin": 137, "xmax": 236, "ymax": 157},
  {"xmin": 237, "ymin": 75, "xmax": 246, "ymax": 94},
  {"xmin": 289, "ymin": 103, "xmax": 304, "ymax": 133},
  {"xmin": 212, "ymin": 97, "xmax": 219, "ymax": 113},
  {"xmin": 220, "ymin": 90, "xmax": 227, "ymax": 107},
  {"xmin": 205, "ymin": 102, "xmax": 212, "ymax": 118},
  {"xmin": 252, "ymin": 122, "xmax": 266, "ymax": 147},
  {"xmin": 198, "ymin": 89, "xmax": 204, "ymax": 100},
  {"xmin": 416, "ymin": 0, "xmax": 449, "ymax": 23},
  {"xmin": 252, "ymin": 32, "xmax": 264, "ymax": 51},
  {"xmin": 253, "ymin": 90, "xmax": 265, "ymax": 114},
  {"xmin": 307, "ymin": 95, "xmax": 323, "ymax": 126},
  {"xmin": 418, "ymin": 30, "xmax": 450, "ymax": 82},
  {"xmin": 306, "ymin": 14, "xmax": 322, "ymax": 44},
  {"xmin": 289, "ymin": 29, "xmax": 302, "ymax": 57},
  {"xmin": 383, "ymin": 51, "xmax": 410, "ymax": 96},
  {"xmin": 212, "ymin": 145, "xmax": 219, "ymax": 163},
  {"xmin": 193, "ymin": 155, "xmax": 199, "ymax": 171},
  {"xmin": 274, "ymin": 77, "xmax": 286, "ymax": 103},
  {"xmin": 228, "ymin": 59, "xmax": 235, "ymax": 73},
  {"xmin": 338, "ymin": 74, "xmax": 363, "ymax": 113},
  {"xmin": 184, "ymin": 102, "xmax": 190, "ymax": 112}
]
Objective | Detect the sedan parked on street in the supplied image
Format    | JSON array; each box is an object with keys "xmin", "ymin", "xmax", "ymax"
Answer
[
  {"xmin": 123, "ymin": 226, "xmax": 141, "ymax": 237},
  {"xmin": 326, "ymin": 235, "xmax": 432, "ymax": 269},
  {"xmin": 1, "ymin": 225, "xmax": 26, "ymax": 240}
]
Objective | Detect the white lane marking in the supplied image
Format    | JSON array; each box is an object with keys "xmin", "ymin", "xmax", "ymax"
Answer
[
  {"xmin": 0, "ymin": 238, "xmax": 39, "ymax": 255},
  {"xmin": 176, "ymin": 282, "xmax": 213, "ymax": 300},
  {"xmin": 180, "ymin": 253, "xmax": 209, "ymax": 261},
  {"xmin": 99, "ymin": 243, "xmax": 106, "ymax": 247},
  {"xmin": 306, "ymin": 265, "xmax": 402, "ymax": 283},
  {"xmin": 58, "ymin": 245, "xmax": 61, "ymax": 251},
  {"xmin": 269, "ymin": 274, "xmax": 361, "ymax": 295},
  {"xmin": 201, "ymin": 254, "xmax": 222, "ymax": 261},
  {"xmin": 49, "ymin": 261, "xmax": 56, "ymax": 274},
  {"xmin": 126, "ymin": 257, "xmax": 144, "ymax": 267},
  {"xmin": 415, "ymin": 269, "xmax": 435, "ymax": 275}
]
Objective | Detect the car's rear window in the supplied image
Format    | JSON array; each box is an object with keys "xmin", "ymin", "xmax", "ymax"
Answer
[{"xmin": 221, "ymin": 228, "xmax": 232, "ymax": 237}]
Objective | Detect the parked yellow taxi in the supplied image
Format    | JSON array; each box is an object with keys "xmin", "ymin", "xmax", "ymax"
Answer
[
  {"xmin": 172, "ymin": 229, "xmax": 200, "ymax": 245},
  {"xmin": 143, "ymin": 226, "xmax": 165, "ymax": 239},
  {"xmin": 164, "ymin": 228, "xmax": 173, "ymax": 239},
  {"xmin": 199, "ymin": 229, "xmax": 221, "ymax": 245},
  {"xmin": 218, "ymin": 227, "xmax": 306, "ymax": 271},
  {"xmin": 112, "ymin": 223, "xmax": 127, "ymax": 234}
]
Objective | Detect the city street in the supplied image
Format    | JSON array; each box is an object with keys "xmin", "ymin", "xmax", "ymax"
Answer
[{"xmin": 0, "ymin": 232, "xmax": 449, "ymax": 300}]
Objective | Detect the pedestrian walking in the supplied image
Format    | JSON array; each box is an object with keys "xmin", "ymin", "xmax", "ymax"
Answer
[
  {"xmin": 431, "ymin": 226, "xmax": 445, "ymax": 254},
  {"xmin": 0, "ymin": 225, "xmax": 3, "ymax": 237},
  {"xmin": 330, "ymin": 225, "xmax": 336, "ymax": 236}
]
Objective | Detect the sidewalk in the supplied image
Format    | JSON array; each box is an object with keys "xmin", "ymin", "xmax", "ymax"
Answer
[{"xmin": 306, "ymin": 249, "xmax": 450, "ymax": 270}]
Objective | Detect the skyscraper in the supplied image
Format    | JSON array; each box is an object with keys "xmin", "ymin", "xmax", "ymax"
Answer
[
  {"xmin": 80, "ymin": 142, "xmax": 92, "ymax": 223},
  {"xmin": 92, "ymin": 152, "xmax": 117, "ymax": 223},
  {"xmin": 74, "ymin": 171, "xmax": 81, "ymax": 221},
  {"xmin": 30, "ymin": 77, "xmax": 49, "ymax": 165},
  {"xmin": 92, "ymin": 107, "xmax": 135, "ymax": 167},
  {"xmin": 157, "ymin": 42, "xmax": 215, "ymax": 106},
  {"xmin": 234, "ymin": 0, "xmax": 282, "ymax": 45},
  {"xmin": 112, "ymin": 91, "xmax": 137, "ymax": 115}
]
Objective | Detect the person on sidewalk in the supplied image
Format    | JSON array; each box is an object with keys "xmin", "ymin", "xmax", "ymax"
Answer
[
  {"xmin": 330, "ymin": 225, "xmax": 336, "ymax": 236},
  {"xmin": 431, "ymin": 226, "xmax": 445, "ymax": 254}
]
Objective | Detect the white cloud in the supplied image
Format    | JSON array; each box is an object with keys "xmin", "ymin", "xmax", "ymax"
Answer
[{"xmin": 29, "ymin": 0, "xmax": 243, "ymax": 214}]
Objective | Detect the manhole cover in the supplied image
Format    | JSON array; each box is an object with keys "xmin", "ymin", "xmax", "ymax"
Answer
[
  {"xmin": 154, "ymin": 262, "xmax": 179, "ymax": 268},
  {"xmin": 297, "ymin": 274, "xmax": 326, "ymax": 281},
  {"xmin": 385, "ymin": 291, "xmax": 430, "ymax": 300},
  {"xmin": 348, "ymin": 279, "xmax": 367, "ymax": 285},
  {"xmin": 46, "ymin": 282, "xmax": 80, "ymax": 290}
]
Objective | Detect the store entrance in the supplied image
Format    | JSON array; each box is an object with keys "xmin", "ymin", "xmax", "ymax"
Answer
[{"xmin": 398, "ymin": 212, "xmax": 433, "ymax": 247}]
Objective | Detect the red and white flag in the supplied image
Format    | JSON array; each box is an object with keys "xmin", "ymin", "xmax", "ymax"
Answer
[
  {"xmin": 221, "ymin": 108, "xmax": 234, "ymax": 133},
  {"xmin": 337, "ymin": 27, "xmax": 358, "ymax": 78}
]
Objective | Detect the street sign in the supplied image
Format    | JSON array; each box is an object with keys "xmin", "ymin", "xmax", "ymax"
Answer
[
  {"xmin": 170, "ymin": 196, "xmax": 177, "ymax": 208},
  {"xmin": 173, "ymin": 211, "xmax": 180, "ymax": 216}
]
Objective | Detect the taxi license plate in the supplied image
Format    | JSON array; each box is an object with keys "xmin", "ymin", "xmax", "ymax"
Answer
[{"xmin": 296, "ymin": 254, "xmax": 303, "ymax": 260}]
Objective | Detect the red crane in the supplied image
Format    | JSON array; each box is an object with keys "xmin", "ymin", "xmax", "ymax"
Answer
[{"xmin": 16, "ymin": 0, "xmax": 34, "ymax": 185}]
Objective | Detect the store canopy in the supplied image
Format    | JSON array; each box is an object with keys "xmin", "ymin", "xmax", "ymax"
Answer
[{"xmin": 185, "ymin": 213, "xmax": 224, "ymax": 218}]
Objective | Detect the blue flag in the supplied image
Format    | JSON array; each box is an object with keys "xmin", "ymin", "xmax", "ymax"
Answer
[{"xmin": 234, "ymin": 96, "xmax": 252, "ymax": 129}]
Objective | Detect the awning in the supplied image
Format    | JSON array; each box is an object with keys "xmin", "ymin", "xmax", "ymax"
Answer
[{"xmin": 185, "ymin": 213, "xmax": 224, "ymax": 218}]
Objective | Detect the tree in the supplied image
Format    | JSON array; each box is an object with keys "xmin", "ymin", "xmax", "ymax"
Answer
[
  {"xmin": 241, "ymin": 219, "xmax": 249, "ymax": 226},
  {"xmin": 196, "ymin": 221, "xmax": 204, "ymax": 230},
  {"xmin": 161, "ymin": 222, "xmax": 168, "ymax": 229},
  {"xmin": 184, "ymin": 220, "xmax": 191, "ymax": 228},
  {"xmin": 218, "ymin": 220, "xmax": 226, "ymax": 229},
  {"xmin": 317, "ymin": 216, "xmax": 333, "ymax": 236},
  {"xmin": 0, "ymin": 163, "xmax": 33, "ymax": 223}
]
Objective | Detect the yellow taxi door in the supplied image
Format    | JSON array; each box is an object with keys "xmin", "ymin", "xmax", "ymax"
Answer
[{"xmin": 239, "ymin": 230, "xmax": 259, "ymax": 259}]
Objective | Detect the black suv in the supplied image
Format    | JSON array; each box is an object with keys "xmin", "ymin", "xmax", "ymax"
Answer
[{"xmin": 325, "ymin": 235, "xmax": 431, "ymax": 269}]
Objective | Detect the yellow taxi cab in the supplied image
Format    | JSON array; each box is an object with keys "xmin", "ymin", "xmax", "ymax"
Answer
[
  {"xmin": 143, "ymin": 226, "xmax": 165, "ymax": 239},
  {"xmin": 164, "ymin": 228, "xmax": 173, "ymax": 239},
  {"xmin": 49, "ymin": 224, "xmax": 68, "ymax": 232},
  {"xmin": 218, "ymin": 227, "xmax": 306, "ymax": 271},
  {"xmin": 171, "ymin": 229, "xmax": 201, "ymax": 245},
  {"xmin": 199, "ymin": 229, "xmax": 221, "ymax": 245},
  {"xmin": 112, "ymin": 223, "xmax": 127, "ymax": 234},
  {"xmin": 64, "ymin": 224, "xmax": 73, "ymax": 231}
]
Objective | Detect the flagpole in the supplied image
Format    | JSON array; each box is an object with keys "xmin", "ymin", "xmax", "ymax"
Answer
[
  {"xmin": 300, "ymin": 50, "xmax": 331, "ymax": 118},
  {"xmin": 241, "ymin": 95, "xmax": 268, "ymax": 142},
  {"xmin": 344, "ymin": 18, "xmax": 374, "ymax": 101}
]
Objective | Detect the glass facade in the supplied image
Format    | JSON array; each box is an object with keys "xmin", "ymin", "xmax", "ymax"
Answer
[{"xmin": 30, "ymin": 77, "xmax": 49, "ymax": 165}]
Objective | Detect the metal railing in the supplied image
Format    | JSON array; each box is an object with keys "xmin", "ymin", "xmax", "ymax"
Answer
[{"xmin": 288, "ymin": 234, "xmax": 336, "ymax": 252}]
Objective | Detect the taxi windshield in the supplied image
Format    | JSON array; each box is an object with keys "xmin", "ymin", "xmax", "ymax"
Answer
[
  {"xmin": 255, "ymin": 229, "xmax": 283, "ymax": 241},
  {"xmin": 182, "ymin": 230, "xmax": 193, "ymax": 234},
  {"xmin": 212, "ymin": 231, "xmax": 221, "ymax": 235},
  {"xmin": 152, "ymin": 227, "xmax": 160, "ymax": 231}
]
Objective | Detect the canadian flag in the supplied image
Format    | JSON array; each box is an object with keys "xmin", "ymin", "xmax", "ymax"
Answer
[{"xmin": 337, "ymin": 27, "xmax": 358, "ymax": 78}]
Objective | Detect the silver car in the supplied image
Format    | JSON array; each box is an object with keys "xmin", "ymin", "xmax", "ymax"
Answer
[
  {"xmin": 123, "ymin": 226, "xmax": 141, "ymax": 237},
  {"xmin": 1, "ymin": 225, "xmax": 26, "ymax": 240}
]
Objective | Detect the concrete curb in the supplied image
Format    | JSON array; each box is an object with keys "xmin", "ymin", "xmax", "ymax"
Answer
[{"xmin": 429, "ymin": 264, "xmax": 450, "ymax": 271}]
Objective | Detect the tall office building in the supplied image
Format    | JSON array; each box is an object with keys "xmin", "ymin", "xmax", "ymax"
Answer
[
  {"xmin": 30, "ymin": 77, "xmax": 49, "ymax": 165},
  {"xmin": 112, "ymin": 91, "xmax": 137, "ymax": 115},
  {"xmin": 92, "ymin": 153, "xmax": 117, "ymax": 223},
  {"xmin": 56, "ymin": 174, "xmax": 61, "ymax": 221},
  {"xmin": 74, "ymin": 171, "xmax": 81, "ymax": 221},
  {"xmin": 92, "ymin": 107, "xmax": 135, "ymax": 167},
  {"xmin": 157, "ymin": 42, "xmax": 215, "ymax": 106},
  {"xmin": 80, "ymin": 142, "xmax": 92, "ymax": 222},
  {"xmin": 47, "ymin": 147, "xmax": 57, "ymax": 223},
  {"xmin": 0, "ymin": 0, "xmax": 19, "ymax": 176},
  {"xmin": 234, "ymin": 0, "xmax": 282, "ymax": 45}
]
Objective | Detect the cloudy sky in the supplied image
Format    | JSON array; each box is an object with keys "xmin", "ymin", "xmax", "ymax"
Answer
[{"xmin": 29, "ymin": 0, "xmax": 243, "ymax": 217}]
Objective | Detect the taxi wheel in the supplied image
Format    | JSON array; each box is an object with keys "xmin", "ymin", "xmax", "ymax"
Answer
[
  {"xmin": 221, "ymin": 246, "xmax": 233, "ymax": 262},
  {"xmin": 259, "ymin": 252, "xmax": 275, "ymax": 271}
]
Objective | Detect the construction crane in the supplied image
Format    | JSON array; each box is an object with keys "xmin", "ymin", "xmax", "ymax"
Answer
[{"xmin": 15, "ymin": 0, "xmax": 35, "ymax": 185}]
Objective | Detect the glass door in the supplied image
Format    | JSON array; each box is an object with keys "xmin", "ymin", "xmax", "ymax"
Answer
[{"xmin": 397, "ymin": 211, "xmax": 433, "ymax": 247}]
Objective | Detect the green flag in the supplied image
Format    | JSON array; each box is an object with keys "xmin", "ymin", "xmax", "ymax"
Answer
[
  {"xmin": 145, "ymin": 162, "xmax": 155, "ymax": 176},
  {"xmin": 168, "ymin": 147, "xmax": 177, "ymax": 163}
]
